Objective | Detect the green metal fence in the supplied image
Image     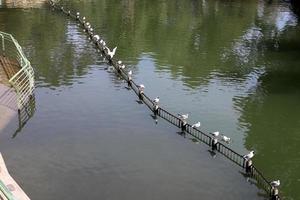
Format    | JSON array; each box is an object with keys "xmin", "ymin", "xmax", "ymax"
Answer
[
  {"xmin": 0, "ymin": 31, "xmax": 35, "ymax": 110},
  {"xmin": 0, "ymin": 180, "xmax": 16, "ymax": 200}
]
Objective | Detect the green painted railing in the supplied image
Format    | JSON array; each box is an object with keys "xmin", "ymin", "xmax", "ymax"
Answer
[
  {"xmin": 0, "ymin": 180, "xmax": 17, "ymax": 200},
  {"xmin": 0, "ymin": 31, "xmax": 35, "ymax": 110}
]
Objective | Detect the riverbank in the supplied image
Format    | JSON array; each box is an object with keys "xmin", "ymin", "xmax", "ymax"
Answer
[
  {"xmin": 1, "ymin": 0, "xmax": 47, "ymax": 8},
  {"xmin": 0, "ymin": 84, "xmax": 17, "ymax": 133}
]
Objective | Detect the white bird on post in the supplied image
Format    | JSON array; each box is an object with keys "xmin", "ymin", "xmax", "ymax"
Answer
[
  {"xmin": 138, "ymin": 84, "xmax": 145, "ymax": 90},
  {"xmin": 93, "ymin": 35, "xmax": 100, "ymax": 42},
  {"xmin": 120, "ymin": 64, "xmax": 125, "ymax": 69},
  {"xmin": 221, "ymin": 134, "xmax": 231, "ymax": 143},
  {"xmin": 211, "ymin": 131, "xmax": 219, "ymax": 137},
  {"xmin": 243, "ymin": 151, "xmax": 254, "ymax": 160},
  {"xmin": 270, "ymin": 180, "xmax": 280, "ymax": 187},
  {"xmin": 128, "ymin": 70, "xmax": 132, "ymax": 76},
  {"xmin": 153, "ymin": 97, "xmax": 159, "ymax": 104},
  {"xmin": 106, "ymin": 46, "xmax": 117, "ymax": 59},
  {"xmin": 192, "ymin": 122, "xmax": 201, "ymax": 128},
  {"xmin": 178, "ymin": 113, "xmax": 189, "ymax": 120}
]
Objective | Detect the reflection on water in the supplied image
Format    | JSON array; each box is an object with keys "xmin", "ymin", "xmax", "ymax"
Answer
[
  {"xmin": 3, "ymin": 0, "xmax": 47, "ymax": 8},
  {"xmin": 0, "ymin": 0, "xmax": 300, "ymax": 199},
  {"xmin": 12, "ymin": 95, "xmax": 36, "ymax": 138}
]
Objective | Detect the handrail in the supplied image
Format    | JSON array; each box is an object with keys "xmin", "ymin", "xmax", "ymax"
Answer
[
  {"xmin": 0, "ymin": 31, "xmax": 35, "ymax": 110},
  {"xmin": 0, "ymin": 180, "xmax": 16, "ymax": 200},
  {"xmin": 49, "ymin": 2, "xmax": 280, "ymax": 199}
]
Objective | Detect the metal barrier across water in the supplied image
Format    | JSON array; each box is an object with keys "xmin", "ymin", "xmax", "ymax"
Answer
[
  {"xmin": 49, "ymin": 2, "xmax": 280, "ymax": 199},
  {"xmin": 0, "ymin": 31, "xmax": 35, "ymax": 110}
]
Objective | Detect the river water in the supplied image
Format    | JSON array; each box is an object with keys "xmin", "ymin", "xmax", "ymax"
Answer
[{"xmin": 0, "ymin": 0, "xmax": 299, "ymax": 199}]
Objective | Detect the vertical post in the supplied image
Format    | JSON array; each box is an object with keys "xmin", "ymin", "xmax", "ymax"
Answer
[
  {"xmin": 1, "ymin": 34, "xmax": 5, "ymax": 52},
  {"xmin": 18, "ymin": 108, "xmax": 21, "ymax": 129},
  {"xmin": 245, "ymin": 159, "xmax": 253, "ymax": 174},
  {"xmin": 212, "ymin": 138, "xmax": 218, "ymax": 150},
  {"xmin": 271, "ymin": 187, "xmax": 279, "ymax": 200},
  {"xmin": 181, "ymin": 120, "xmax": 187, "ymax": 132},
  {"xmin": 138, "ymin": 90, "xmax": 143, "ymax": 100},
  {"xmin": 128, "ymin": 79, "xmax": 132, "ymax": 87},
  {"xmin": 153, "ymin": 104, "xmax": 159, "ymax": 115}
]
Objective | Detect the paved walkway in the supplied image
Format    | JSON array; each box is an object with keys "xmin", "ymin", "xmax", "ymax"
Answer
[
  {"xmin": 0, "ymin": 84, "xmax": 17, "ymax": 135},
  {"xmin": 0, "ymin": 153, "xmax": 30, "ymax": 200}
]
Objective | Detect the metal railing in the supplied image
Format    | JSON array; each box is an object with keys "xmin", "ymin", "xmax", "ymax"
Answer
[
  {"xmin": 49, "ymin": 2, "xmax": 280, "ymax": 199},
  {"xmin": 0, "ymin": 31, "xmax": 35, "ymax": 110},
  {"xmin": 0, "ymin": 180, "xmax": 15, "ymax": 200}
]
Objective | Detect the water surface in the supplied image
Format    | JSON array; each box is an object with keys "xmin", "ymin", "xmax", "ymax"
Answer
[{"xmin": 1, "ymin": 0, "xmax": 300, "ymax": 199}]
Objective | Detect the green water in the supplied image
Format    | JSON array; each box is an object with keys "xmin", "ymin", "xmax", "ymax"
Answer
[{"xmin": 1, "ymin": 0, "xmax": 300, "ymax": 199}]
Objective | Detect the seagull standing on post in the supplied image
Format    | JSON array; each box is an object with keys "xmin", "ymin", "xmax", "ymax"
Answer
[
  {"xmin": 106, "ymin": 46, "xmax": 117, "ymax": 59},
  {"xmin": 153, "ymin": 97, "xmax": 159, "ymax": 104},
  {"xmin": 178, "ymin": 113, "xmax": 189, "ymax": 120},
  {"xmin": 270, "ymin": 180, "xmax": 280, "ymax": 187},
  {"xmin": 93, "ymin": 35, "xmax": 100, "ymax": 42},
  {"xmin": 211, "ymin": 131, "xmax": 219, "ymax": 137},
  {"xmin": 221, "ymin": 134, "xmax": 231, "ymax": 143},
  {"xmin": 243, "ymin": 151, "xmax": 254, "ymax": 160},
  {"xmin": 192, "ymin": 122, "xmax": 201, "ymax": 128}
]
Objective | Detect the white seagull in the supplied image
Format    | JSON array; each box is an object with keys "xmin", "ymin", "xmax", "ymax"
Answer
[
  {"xmin": 106, "ymin": 46, "xmax": 117, "ymax": 59},
  {"xmin": 221, "ymin": 134, "xmax": 231, "ymax": 143},
  {"xmin": 118, "ymin": 60, "xmax": 122, "ymax": 65},
  {"xmin": 128, "ymin": 70, "xmax": 132, "ymax": 76},
  {"xmin": 192, "ymin": 122, "xmax": 201, "ymax": 128},
  {"xmin": 120, "ymin": 64, "xmax": 125, "ymax": 69},
  {"xmin": 211, "ymin": 131, "xmax": 220, "ymax": 137},
  {"xmin": 85, "ymin": 22, "xmax": 90, "ymax": 28},
  {"xmin": 93, "ymin": 35, "xmax": 100, "ymax": 42},
  {"xmin": 153, "ymin": 97, "xmax": 159, "ymax": 104},
  {"xmin": 76, "ymin": 12, "xmax": 80, "ymax": 16},
  {"xmin": 243, "ymin": 151, "xmax": 254, "ymax": 160},
  {"xmin": 138, "ymin": 84, "xmax": 145, "ymax": 89},
  {"xmin": 270, "ymin": 180, "xmax": 280, "ymax": 187},
  {"xmin": 178, "ymin": 113, "xmax": 189, "ymax": 120}
]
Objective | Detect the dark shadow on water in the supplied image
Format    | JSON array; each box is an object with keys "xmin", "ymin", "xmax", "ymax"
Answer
[
  {"xmin": 208, "ymin": 150, "xmax": 217, "ymax": 158},
  {"xmin": 12, "ymin": 95, "xmax": 36, "ymax": 138},
  {"xmin": 135, "ymin": 99, "xmax": 143, "ymax": 104},
  {"xmin": 150, "ymin": 114, "xmax": 158, "ymax": 124}
]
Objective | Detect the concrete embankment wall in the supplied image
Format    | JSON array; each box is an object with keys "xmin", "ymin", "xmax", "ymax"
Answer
[{"xmin": 2, "ymin": 0, "xmax": 47, "ymax": 8}]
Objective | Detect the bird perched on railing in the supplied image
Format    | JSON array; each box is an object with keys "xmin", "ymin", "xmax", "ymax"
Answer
[
  {"xmin": 178, "ymin": 113, "xmax": 189, "ymax": 120},
  {"xmin": 192, "ymin": 121, "xmax": 201, "ymax": 128},
  {"xmin": 270, "ymin": 180, "xmax": 280, "ymax": 187},
  {"xmin": 138, "ymin": 84, "xmax": 145, "ymax": 90},
  {"xmin": 211, "ymin": 131, "xmax": 219, "ymax": 137},
  {"xmin": 84, "ymin": 22, "xmax": 90, "ymax": 28},
  {"xmin": 93, "ymin": 35, "xmax": 100, "ymax": 42},
  {"xmin": 128, "ymin": 70, "xmax": 132, "ymax": 76},
  {"xmin": 221, "ymin": 134, "xmax": 231, "ymax": 143},
  {"xmin": 117, "ymin": 60, "xmax": 125, "ymax": 69},
  {"xmin": 153, "ymin": 97, "xmax": 159, "ymax": 104},
  {"xmin": 243, "ymin": 151, "xmax": 254, "ymax": 160},
  {"xmin": 120, "ymin": 64, "xmax": 125, "ymax": 69},
  {"xmin": 105, "ymin": 46, "xmax": 117, "ymax": 59}
]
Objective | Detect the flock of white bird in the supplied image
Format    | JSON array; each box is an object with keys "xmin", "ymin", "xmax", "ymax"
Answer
[{"xmin": 68, "ymin": 9, "xmax": 280, "ymax": 189}]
